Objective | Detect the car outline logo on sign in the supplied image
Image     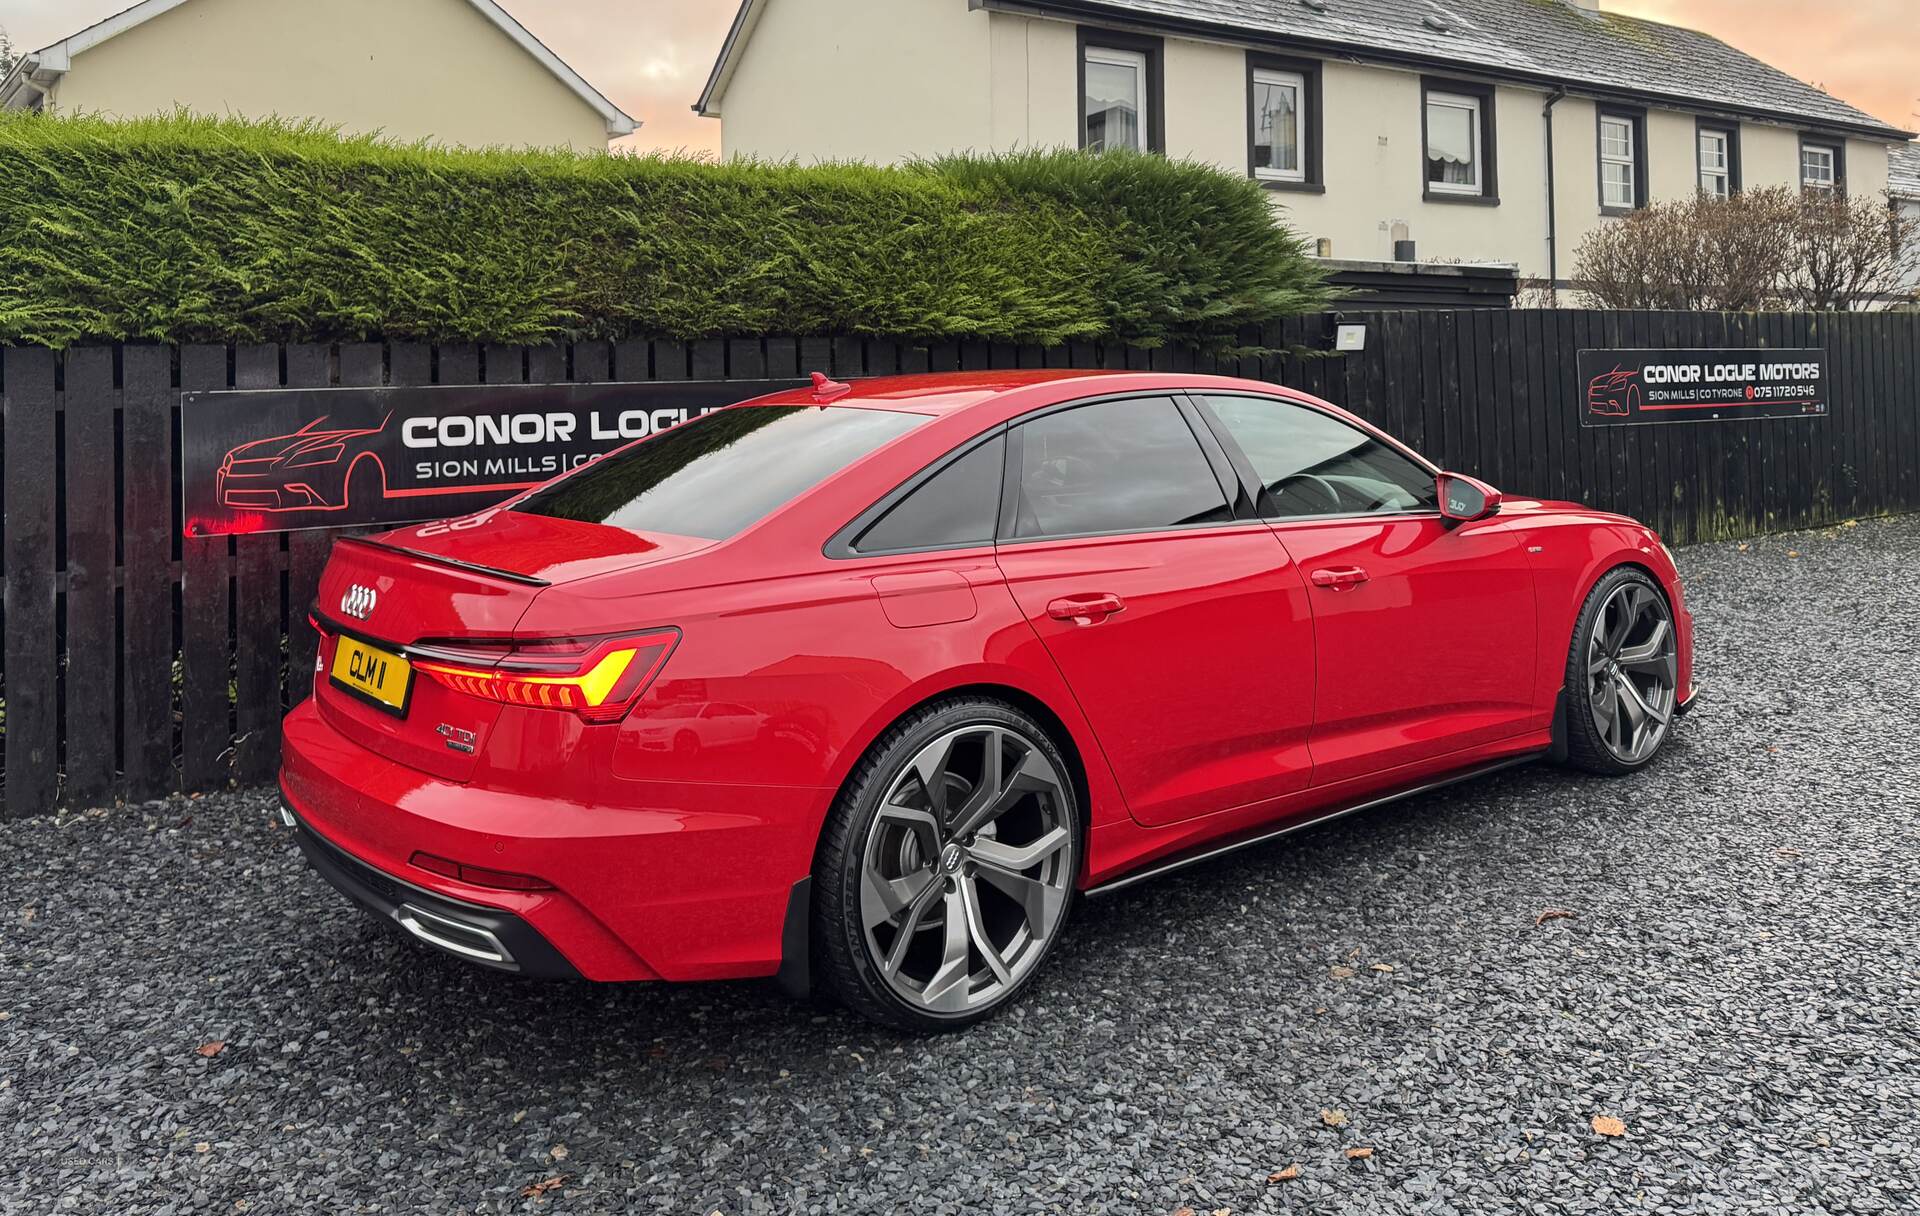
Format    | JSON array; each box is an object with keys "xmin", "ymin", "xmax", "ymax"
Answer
[{"xmin": 340, "ymin": 584, "xmax": 378, "ymax": 621}]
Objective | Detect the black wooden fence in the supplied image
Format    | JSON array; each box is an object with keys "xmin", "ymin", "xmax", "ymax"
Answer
[{"xmin": 3, "ymin": 310, "xmax": 1917, "ymax": 818}]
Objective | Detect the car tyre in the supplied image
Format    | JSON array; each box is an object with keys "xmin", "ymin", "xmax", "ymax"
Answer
[
  {"xmin": 1561, "ymin": 566, "xmax": 1680, "ymax": 776},
  {"xmin": 813, "ymin": 697, "xmax": 1080, "ymax": 1032}
]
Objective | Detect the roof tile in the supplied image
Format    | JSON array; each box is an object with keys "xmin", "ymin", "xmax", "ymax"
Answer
[{"xmin": 1074, "ymin": 0, "xmax": 1908, "ymax": 138}]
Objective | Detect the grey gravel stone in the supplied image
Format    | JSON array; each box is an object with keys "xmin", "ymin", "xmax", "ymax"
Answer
[{"xmin": 3, "ymin": 515, "xmax": 1919, "ymax": 1214}]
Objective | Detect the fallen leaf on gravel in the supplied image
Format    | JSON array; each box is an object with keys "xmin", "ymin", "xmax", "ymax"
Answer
[
  {"xmin": 1535, "ymin": 908, "xmax": 1578, "ymax": 927},
  {"xmin": 1592, "ymin": 1115, "xmax": 1627, "ymax": 1137},
  {"xmin": 1843, "ymin": 520, "xmax": 1859, "ymax": 528},
  {"xmin": 1268, "ymin": 1165, "xmax": 1300, "ymax": 1182},
  {"xmin": 548, "ymin": 1144, "xmax": 569, "ymax": 1161},
  {"xmin": 1320, "ymin": 1108, "xmax": 1349, "ymax": 1128},
  {"xmin": 194, "ymin": 1142, "xmax": 211, "ymax": 1154},
  {"xmin": 1737, "ymin": 543, "xmax": 1749, "ymax": 551},
  {"xmin": 195, "ymin": 1041, "xmax": 226, "ymax": 1058},
  {"xmin": 19, "ymin": 907, "xmax": 34, "ymax": 926},
  {"xmin": 1329, "ymin": 965, "xmax": 1355, "ymax": 980},
  {"xmin": 520, "ymin": 1175, "xmax": 567, "ymax": 1199},
  {"xmin": 1172, "ymin": 1207, "xmax": 1196, "ymax": 1216},
  {"xmin": 1345, "ymin": 1147, "xmax": 1374, "ymax": 1160},
  {"xmin": 1371, "ymin": 963, "xmax": 1394, "ymax": 973},
  {"xmin": 1787, "ymin": 550, "xmax": 1800, "ymax": 558},
  {"xmin": 512, "ymin": 1110, "xmax": 527, "ymax": 1124}
]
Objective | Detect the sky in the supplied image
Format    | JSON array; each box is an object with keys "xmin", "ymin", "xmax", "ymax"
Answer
[{"xmin": 1, "ymin": 0, "xmax": 1914, "ymax": 153}]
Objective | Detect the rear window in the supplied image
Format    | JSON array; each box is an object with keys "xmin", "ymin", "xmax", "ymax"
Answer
[{"xmin": 514, "ymin": 405, "xmax": 926, "ymax": 540}]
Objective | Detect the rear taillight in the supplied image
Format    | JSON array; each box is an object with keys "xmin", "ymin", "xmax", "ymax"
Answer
[{"xmin": 411, "ymin": 628, "xmax": 679, "ymax": 724}]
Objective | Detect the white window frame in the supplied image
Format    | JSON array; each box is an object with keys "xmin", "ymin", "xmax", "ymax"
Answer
[
  {"xmin": 1424, "ymin": 91, "xmax": 1483, "ymax": 196},
  {"xmin": 1600, "ymin": 114, "xmax": 1639, "ymax": 210},
  {"xmin": 1698, "ymin": 129, "xmax": 1731, "ymax": 199},
  {"xmin": 1801, "ymin": 142, "xmax": 1839, "ymax": 194},
  {"xmin": 1252, "ymin": 67, "xmax": 1307, "ymax": 183},
  {"xmin": 1083, "ymin": 45, "xmax": 1149, "ymax": 154}
]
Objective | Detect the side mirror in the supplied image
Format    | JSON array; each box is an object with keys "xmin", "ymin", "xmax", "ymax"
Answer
[{"xmin": 1437, "ymin": 472, "xmax": 1502, "ymax": 523}]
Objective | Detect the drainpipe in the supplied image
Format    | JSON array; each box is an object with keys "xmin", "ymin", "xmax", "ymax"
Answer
[{"xmin": 1544, "ymin": 87, "xmax": 1567, "ymax": 306}]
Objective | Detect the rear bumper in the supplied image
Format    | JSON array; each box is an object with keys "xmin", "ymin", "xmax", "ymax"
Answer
[
  {"xmin": 279, "ymin": 697, "xmax": 830, "ymax": 982},
  {"xmin": 288, "ymin": 802, "xmax": 583, "ymax": 978}
]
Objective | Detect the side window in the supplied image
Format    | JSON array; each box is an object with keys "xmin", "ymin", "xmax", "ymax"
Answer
[
  {"xmin": 1010, "ymin": 397, "xmax": 1232, "ymax": 539},
  {"xmin": 1199, "ymin": 395, "xmax": 1437, "ymax": 518},
  {"xmin": 853, "ymin": 434, "xmax": 1005, "ymax": 553}
]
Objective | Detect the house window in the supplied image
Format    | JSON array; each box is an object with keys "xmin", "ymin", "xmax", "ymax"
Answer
[
  {"xmin": 1800, "ymin": 139, "xmax": 1842, "ymax": 194},
  {"xmin": 1247, "ymin": 55, "xmax": 1322, "ymax": 190},
  {"xmin": 1425, "ymin": 92, "xmax": 1482, "ymax": 194},
  {"xmin": 1252, "ymin": 70, "xmax": 1304, "ymax": 179},
  {"xmin": 1421, "ymin": 80, "xmax": 1496, "ymax": 202},
  {"xmin": 1079, "ymin": 30, "xmax": 1163, "ymax": 155},
  {"xmin": 1598, "ymin": 109, "xmax": 1646, "ymax": 212},
  {"xmin": 1084, "ymin": 47, "xmax": 1147, "ymax": 152},
  {"xmin": 1697, "ymin": 125, "xmax": 1738, "ymax": 199}
]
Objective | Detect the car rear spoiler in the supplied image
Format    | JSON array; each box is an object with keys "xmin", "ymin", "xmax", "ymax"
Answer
[{"xmin": 336, "ymin": 535, "xmax": 552, "ymax": 588}]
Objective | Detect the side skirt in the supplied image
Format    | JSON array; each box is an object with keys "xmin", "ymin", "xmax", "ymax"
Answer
[{"xmin": 1084, "ymin": 753, "xmax": 1544, "ymax": 898}]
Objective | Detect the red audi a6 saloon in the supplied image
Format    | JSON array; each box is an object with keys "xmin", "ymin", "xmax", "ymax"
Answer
[{"xmin": 282, "ymin": 370, "xmax": 1694, "ymax": 1030}]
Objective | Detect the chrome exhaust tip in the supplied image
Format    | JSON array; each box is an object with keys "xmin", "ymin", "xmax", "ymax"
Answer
[
  {"xmin": 279, "ymin": 805, "xmax": 297, "ymax": 828},
  {"xmin": 395, "ymin": 903, "xmax": 518, "ymax": 969}
]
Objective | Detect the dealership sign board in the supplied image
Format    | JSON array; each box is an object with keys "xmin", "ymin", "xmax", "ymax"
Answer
[
  {"xmin": 182, "ymin": 380, "xmax": 802, "ymax": 536},
  {"xmin": 1577, "ymin": 348, "xmax": 1827, "ymax": 427}
]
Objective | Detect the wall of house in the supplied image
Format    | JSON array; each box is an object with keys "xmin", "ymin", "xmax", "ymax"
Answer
[
  {"xmin": 1901, "ymin": 197, "xmax": 1920, "ymax": 296},
  {"xmin": 45, "ymin": 0, "xmax": 611, "ymax": 150},
  {"xmin": 721, "ymin": 0, "xmax": 997, "ymax": 161},
  {"xmin": 987, "ymin": 14, "xmax": 1079, "ymax": 149},
  {"xmin": 716, "ymin": 6, "xmax": 1901, "ymax": 283},
  {"xmin": 1844, "ymin": 136, "xmax": 1891, "ymax": 200},
  {"xmin": 1272, "ymin": 63, "xmax": 1554, "ymax": 270}
]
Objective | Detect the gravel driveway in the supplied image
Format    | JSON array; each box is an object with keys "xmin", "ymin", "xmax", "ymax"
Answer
[{"xmin": 5, "ymin": 516, "xmax": 1919, "ymax": 1215}]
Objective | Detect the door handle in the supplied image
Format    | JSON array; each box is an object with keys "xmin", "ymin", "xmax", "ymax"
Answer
[
  {"xmin": 1046, "ymin": 593, "xmax": 1126, "ymax": 624},
  {"xmin": 1309, "ymin": 566, "xmax": 1371, "ymax": 590}
]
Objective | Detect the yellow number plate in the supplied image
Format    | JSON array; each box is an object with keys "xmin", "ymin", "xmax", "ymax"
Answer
[{"xmin": 330, "ymin": 635, "xmax": 413, "ymax": 716}]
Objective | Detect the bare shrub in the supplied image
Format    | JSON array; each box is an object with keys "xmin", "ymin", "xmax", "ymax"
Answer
[
  {"xmin": 1573, "ymin": 189, "xmax": 1796, "ymax": 311},
  {"xmin": 1573, "ymin": 187, "xmax": 1920, "ymax": 312},
  {"xmin": 1779, "ymin": 191, "xmax": 1920, "ymax": 311}
]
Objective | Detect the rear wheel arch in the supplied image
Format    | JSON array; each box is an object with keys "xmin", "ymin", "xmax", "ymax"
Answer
[{"xmin": 811, "ymin": 682, "xmax": 1094, "ymax": 875}]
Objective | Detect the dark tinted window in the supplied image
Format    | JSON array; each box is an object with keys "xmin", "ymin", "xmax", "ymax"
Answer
[
  {"xmin": 1010, "ymin": 397, "xmax": 1231, "ymax": 539},
  {"xmin": 1201, "ymin": 395, "xmax": 1435, "ymax": 517},
  {"xmin": 854, "ymin": 434, "xmax": 1005, "ymax": 553},
  {"xmin": 516, "ymin": 406, "xmax": 924, "ymax": 540}
]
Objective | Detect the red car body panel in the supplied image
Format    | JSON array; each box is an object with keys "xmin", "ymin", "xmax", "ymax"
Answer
[{"xmin": 281, "ymin": 371, "xmax": 1694, "ymax": 984}]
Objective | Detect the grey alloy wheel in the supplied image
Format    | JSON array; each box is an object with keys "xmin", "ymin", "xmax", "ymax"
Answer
[
  {"xmin": 858, "ymin": 722, "xmax": 1075, "ymax": 1018},
  {"xmin": 1586, "ymin": 579, "xmax": 1679, "ymax": 765}
]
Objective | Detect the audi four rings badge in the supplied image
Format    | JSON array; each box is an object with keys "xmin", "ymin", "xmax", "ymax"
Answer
[{"xmin": 340, "ymin": 584, "xmax": 378, "ymax": 620}]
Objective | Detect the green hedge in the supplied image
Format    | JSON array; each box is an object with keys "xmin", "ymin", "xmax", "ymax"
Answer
[{"xmin": 0, "ymin": 112, "xmax": 1328, "ymax": 351}]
